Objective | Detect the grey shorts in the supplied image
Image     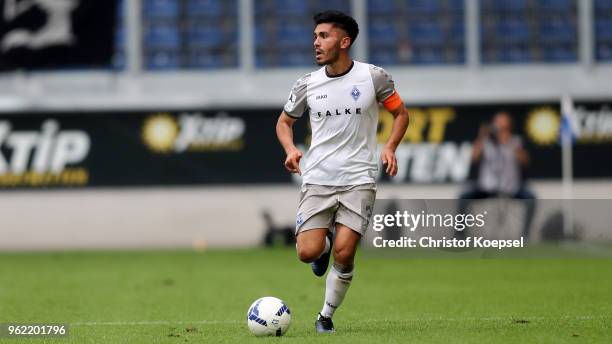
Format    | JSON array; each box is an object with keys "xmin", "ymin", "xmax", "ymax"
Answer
[{"xmin": 295, "ymin": 183, "xmax": 376, "ymax": 236}]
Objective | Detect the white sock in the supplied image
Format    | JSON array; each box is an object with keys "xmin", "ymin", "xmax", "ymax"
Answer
[
  {"xmin": 317, "ymin": 235, "xmax": 331, "ymax": 259},
  {"xmin": 320, "ymin": 263, "xmax": 353, "ymax": 318}
]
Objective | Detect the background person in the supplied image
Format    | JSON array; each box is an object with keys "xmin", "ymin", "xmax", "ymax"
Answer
[{"xmin": 458, "ymin": 111, "xmax": 537, "ymax": 241}]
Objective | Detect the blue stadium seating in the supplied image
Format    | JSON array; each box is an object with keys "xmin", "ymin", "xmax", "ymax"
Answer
[
  {"xmin": 412, "ymin": 47, "xmax": 445, "ymax": 64},
  {"xmin": 537, "ymin": 0, "xmax": 573, "ymax": 11},
  {"xmin": 253, "ymin": 0, "xmax": 350, "ymax": 68},
  {"xmin": 279, "ymin": 51, "xmax": 313, "ymax": 67},
  {"xmin": 447, "ymin": 0, "xmax": 465, "ymax": 11},
  {"xmin": 368, "ymin": 20, "xmax": 399, "ymax": 46},
  {"xmin": 275, "ymin": 0, "xmax": 308, "ymax": 15},
  {"xmin": 543, "ymin": 46, "xmax": 577, "ymax": 62},
  {"xmin": 143, "ymin": 0, "xmax": 180, "ymax": 19},
  {"xmin": 186, "ymin": 50, "xmax": 227, "ymax": 69},
  {"xmin": 449, "ymin": 21, "xmax": 465, "ymax": 41},
  {"xmin": 487, "ymin": 0, "xmax": 528, "ymax": 12},
  {"xmin": 367, "ymin": 0, "xmax": 397, "ymax": 15},
  {"xmin": 596, "ymin": 20, "xmax": 612, "ymax": 40},
  {"xmin": 313, "ymin": 0, "xmax": 350, "ymax": 13},
  {"xmin": 115, "ymin": 25, "xmax": 125, "ymax": 49},
  {"xmin": 595, "ymin": 0, "xmax": 612, "ymax": 10},
  {"xmin": 144, "ymin": 22, "xmax": 181, "ymax": 49},
  {"xmin": 495, "ymin": 20, "xmax": 530, "ymax": 43},
  {"xmin": 499, "ymin": 46, "xmax": 531, "ymax": 63},
  {"xmin": 597, "ymin": 43, "xmax": 612, "ymax": 61},
  {"xmin": 254, "ymin": 26, "xmax": 267, "ymax": 48},
  {"xmin": 539, "ymin": 20, "xmax": 576, "ymax": 43},
  {"xmin": 145, "ymin": 50, "xmax": 181, "ymax": 70},
  {"xmin": 185, "ymin": 0, "xmax": 224, "ymax": 17},
  {"xmin": 185, "ymin": 22, "xmax": 225, "ymax": 48},
  {"xmin": 276, "ymin": 22, "xmax": 314, "ymax": 48},
  {"xmin": 409, "ymin": 22, "xmax": 444, "ymax": 45},
  {"xmin": 112, "ymin": 51, "xmax": 125, "ymax": 69},
  {"xmin": 405, "ymin": 0, "xmax": 441, "ymax": 15},
  {"xmin": 370, "ymin": 50, "xmax": 399, "ymax": 66}
]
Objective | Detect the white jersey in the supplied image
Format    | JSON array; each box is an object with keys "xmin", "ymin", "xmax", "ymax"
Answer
[{"xmin": 283, "ymin": 60, "xmax": 396, "ymax": 186}]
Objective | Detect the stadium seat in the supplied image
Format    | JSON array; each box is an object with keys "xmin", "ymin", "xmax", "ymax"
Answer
[
  {"xmin": 496, "ymin": 20, "xmax": 530, "ymax": 43},
  {"xmin": 143, "ymin": 0, "xmax": 180, "ymax": 19},
  {"xmin": 596, "ymin": 43, "xmax": 612, "ymax": 61},
  {"xmin": 275, "ymin": 0, "xmax": 308, "ymax": 15},
  {"xmin": 447, "ymin": 0, "xmax": 465, "ymax": 11},
  {"xmin": 116, "ymin": 0, "xmax": 125, "ymax": 20},
  {"xmin": 409, "ymin": 22, "xmax": 444, "ymax": 45},
  {"xmin": 115, "ymin": 26, "xmax": 126, "ymax": 49},
  {"xmin": 449, "ymin": 21, "xmax": 465, "ymax": 42},
  {"xmin": 112, "ymin": 51, "xmax": 125, "ymax": 70},
  {"xmin": 314, "ymin": 0, "xmax": 351, "ymax": 13},
  {"xmin": 596, "ymin": 20, "xmax": 612, "ymax": 40},
  {"xmin": 367, "ymin": 0, "xmax": 396, "ymax": 15},
  {"xmin": 185, "ymin": 23, "xmax": 225, "ymax": 48},
  {"xmin": 543, "ymin": 46, "xmax": 577, "ymax": 62},
  {"xmin": 499, "ymin": 46, "xmax": 531, "ymax": 63},
  {"xmin": 277, "ymin": 22, "xmax": 313, "ymax": 48},
  {"xmin": 539, "ymin": 20, "xmax": 576, "ymax": 44},
  {"xmin": 254, "ymin": 26, "xmax": 268, "ymax": 48},
  {"xmin": 144, "ymin": 22, "xmax": 181, "ymax": 49},
  {"xmin": 368, "ymin": 20, "xmax": 400, "ymax": 46},
  {"xmin": 279, "ymin": 51, "xmax": 313, "ymax": 67},
  {"xmin": 370, "ymin": 49, "xmax": 399, "ymax": 66},
  {"xmin": 405, "ymin": 0, "xmax": 441, "ymax": 15},
  {"xmin": 186, "ymin": 50, "xmax": 227, "ymax": 69},
  {"xmin": 185, "ymin": 0, "xmax": 224, "ymax": 17},
  {"xmin": 412, "ymin": 47, "xmax": 445, "ymax": 64},
  {"xmin": 255, "ymin": 52, "xmax": 276, "ymax": 68},
  {"xmin": 595, "ymin": 0, "xmax": 612, "ymax": 10},
  {"xmin": 488, "ymin": 0, "xmax": 528, "ymax": 12},
  {"xmin": 145, "ymin": 50, "xmax": 181, "ymax": 70},
  {"xmin": 537, "ymin": 0, "xmax": 573, "ymax": 12}
]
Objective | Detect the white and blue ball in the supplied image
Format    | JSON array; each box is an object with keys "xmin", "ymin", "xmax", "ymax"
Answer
[{"xmin": 246, "ymin": 296, "xmax": 291, "ymax": 336}]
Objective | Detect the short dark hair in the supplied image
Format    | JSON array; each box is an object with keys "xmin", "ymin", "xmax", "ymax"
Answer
[{"xmin": 313, "ymin": 10, "xmax": 359, "ymax": 47}]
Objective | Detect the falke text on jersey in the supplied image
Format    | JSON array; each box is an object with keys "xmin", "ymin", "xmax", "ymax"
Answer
[{"xmin": 314, "ymin": 108, "xmax": 362, "ymax": 118}]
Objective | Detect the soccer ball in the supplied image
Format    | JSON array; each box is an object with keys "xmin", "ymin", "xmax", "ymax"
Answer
[{"xmin": 246, "ymin": 296, "xmax": 291, "ymax": 336}]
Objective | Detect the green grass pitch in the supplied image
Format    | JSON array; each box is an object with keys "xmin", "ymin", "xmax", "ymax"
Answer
[{"xmin": 0, "ymin": 247, "xmax": 610, "ymax": 343}]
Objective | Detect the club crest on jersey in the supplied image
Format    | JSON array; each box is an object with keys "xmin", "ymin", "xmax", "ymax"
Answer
[{"xmin": 350, "ymin": 86, "xmax": 361, "ymax": 101}]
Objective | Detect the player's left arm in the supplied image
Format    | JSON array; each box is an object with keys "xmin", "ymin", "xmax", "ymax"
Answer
[
  {"xmin": 380, "ymin": 91, "xmax": 409, "ymax": 177},
  {"xmin": 514, "ymin": 137, "xmax": 530, "ymax": 168}
]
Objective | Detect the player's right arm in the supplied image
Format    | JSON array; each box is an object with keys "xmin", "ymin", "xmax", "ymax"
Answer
[
  {"xmin": 276, "ymin": 112, "xmax": 302, "ymax": 175},
  {"xmin": 276, "ymin": 74, "xmax": 310, "ymax": 175},
  {"xmin": 471, "ymin": 124, "xmax": 489, "ymax": 162}
]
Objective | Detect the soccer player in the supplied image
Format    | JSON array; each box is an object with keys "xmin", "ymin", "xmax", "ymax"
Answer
[{"xmin": 276, "ymin": 11, "xmax": 409, "ymax": 333}]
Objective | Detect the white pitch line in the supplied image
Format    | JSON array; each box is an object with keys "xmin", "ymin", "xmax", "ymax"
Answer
[
  {"xmin": 73, "ymin": 320, "xmax": 241, "ymax": 326},
  {"xmin": 71, "ymin": 315, "xmax": 607, "ymax": 326}
]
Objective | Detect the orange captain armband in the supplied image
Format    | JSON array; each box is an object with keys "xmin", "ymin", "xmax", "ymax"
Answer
[{"xmin": 382, "ymin": 91, "xmax": 403, "ymax": 111}]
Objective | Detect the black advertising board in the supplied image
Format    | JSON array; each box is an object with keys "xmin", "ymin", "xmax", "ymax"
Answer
[
  {"xmin": 0, "ymin": 101, "xmax": 610, "ymax": 189},
  {"xmin": 0, "ymin": 0, "xmax": 117, "ymax": 70}
]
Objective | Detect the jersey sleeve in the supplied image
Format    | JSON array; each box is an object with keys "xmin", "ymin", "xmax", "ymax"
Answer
[
  {"xmin": 283, "ymin": 73, "xmax": 311, "ymax": 119},
  {"xmin": 369, "ymin": 64, "xmax": 403, "ymax": 111}
]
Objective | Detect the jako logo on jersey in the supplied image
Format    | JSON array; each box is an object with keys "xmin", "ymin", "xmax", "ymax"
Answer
[
  {"xmin": 0, "ymin": 119, "xmax": 90, "ymax": 187},
  {"xmin": 350, "ymin": 86, "xmax": 361, "ymax": 101},
  {"xmin": 142, "ymin": 112, "xmax": 245, "ymax": 153},
  {"xmin": 315, "ymin": 108, "xmax": 362, "ymax": 118}
]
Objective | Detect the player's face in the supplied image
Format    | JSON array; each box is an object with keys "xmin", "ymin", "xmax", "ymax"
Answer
[
  {"xmin": 313, "ymin": 23, "xmax": 348, "ymax": 66},
  {"xmin": 493, "ymin": 113, "xmax": 512, "ymax": 133}
]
